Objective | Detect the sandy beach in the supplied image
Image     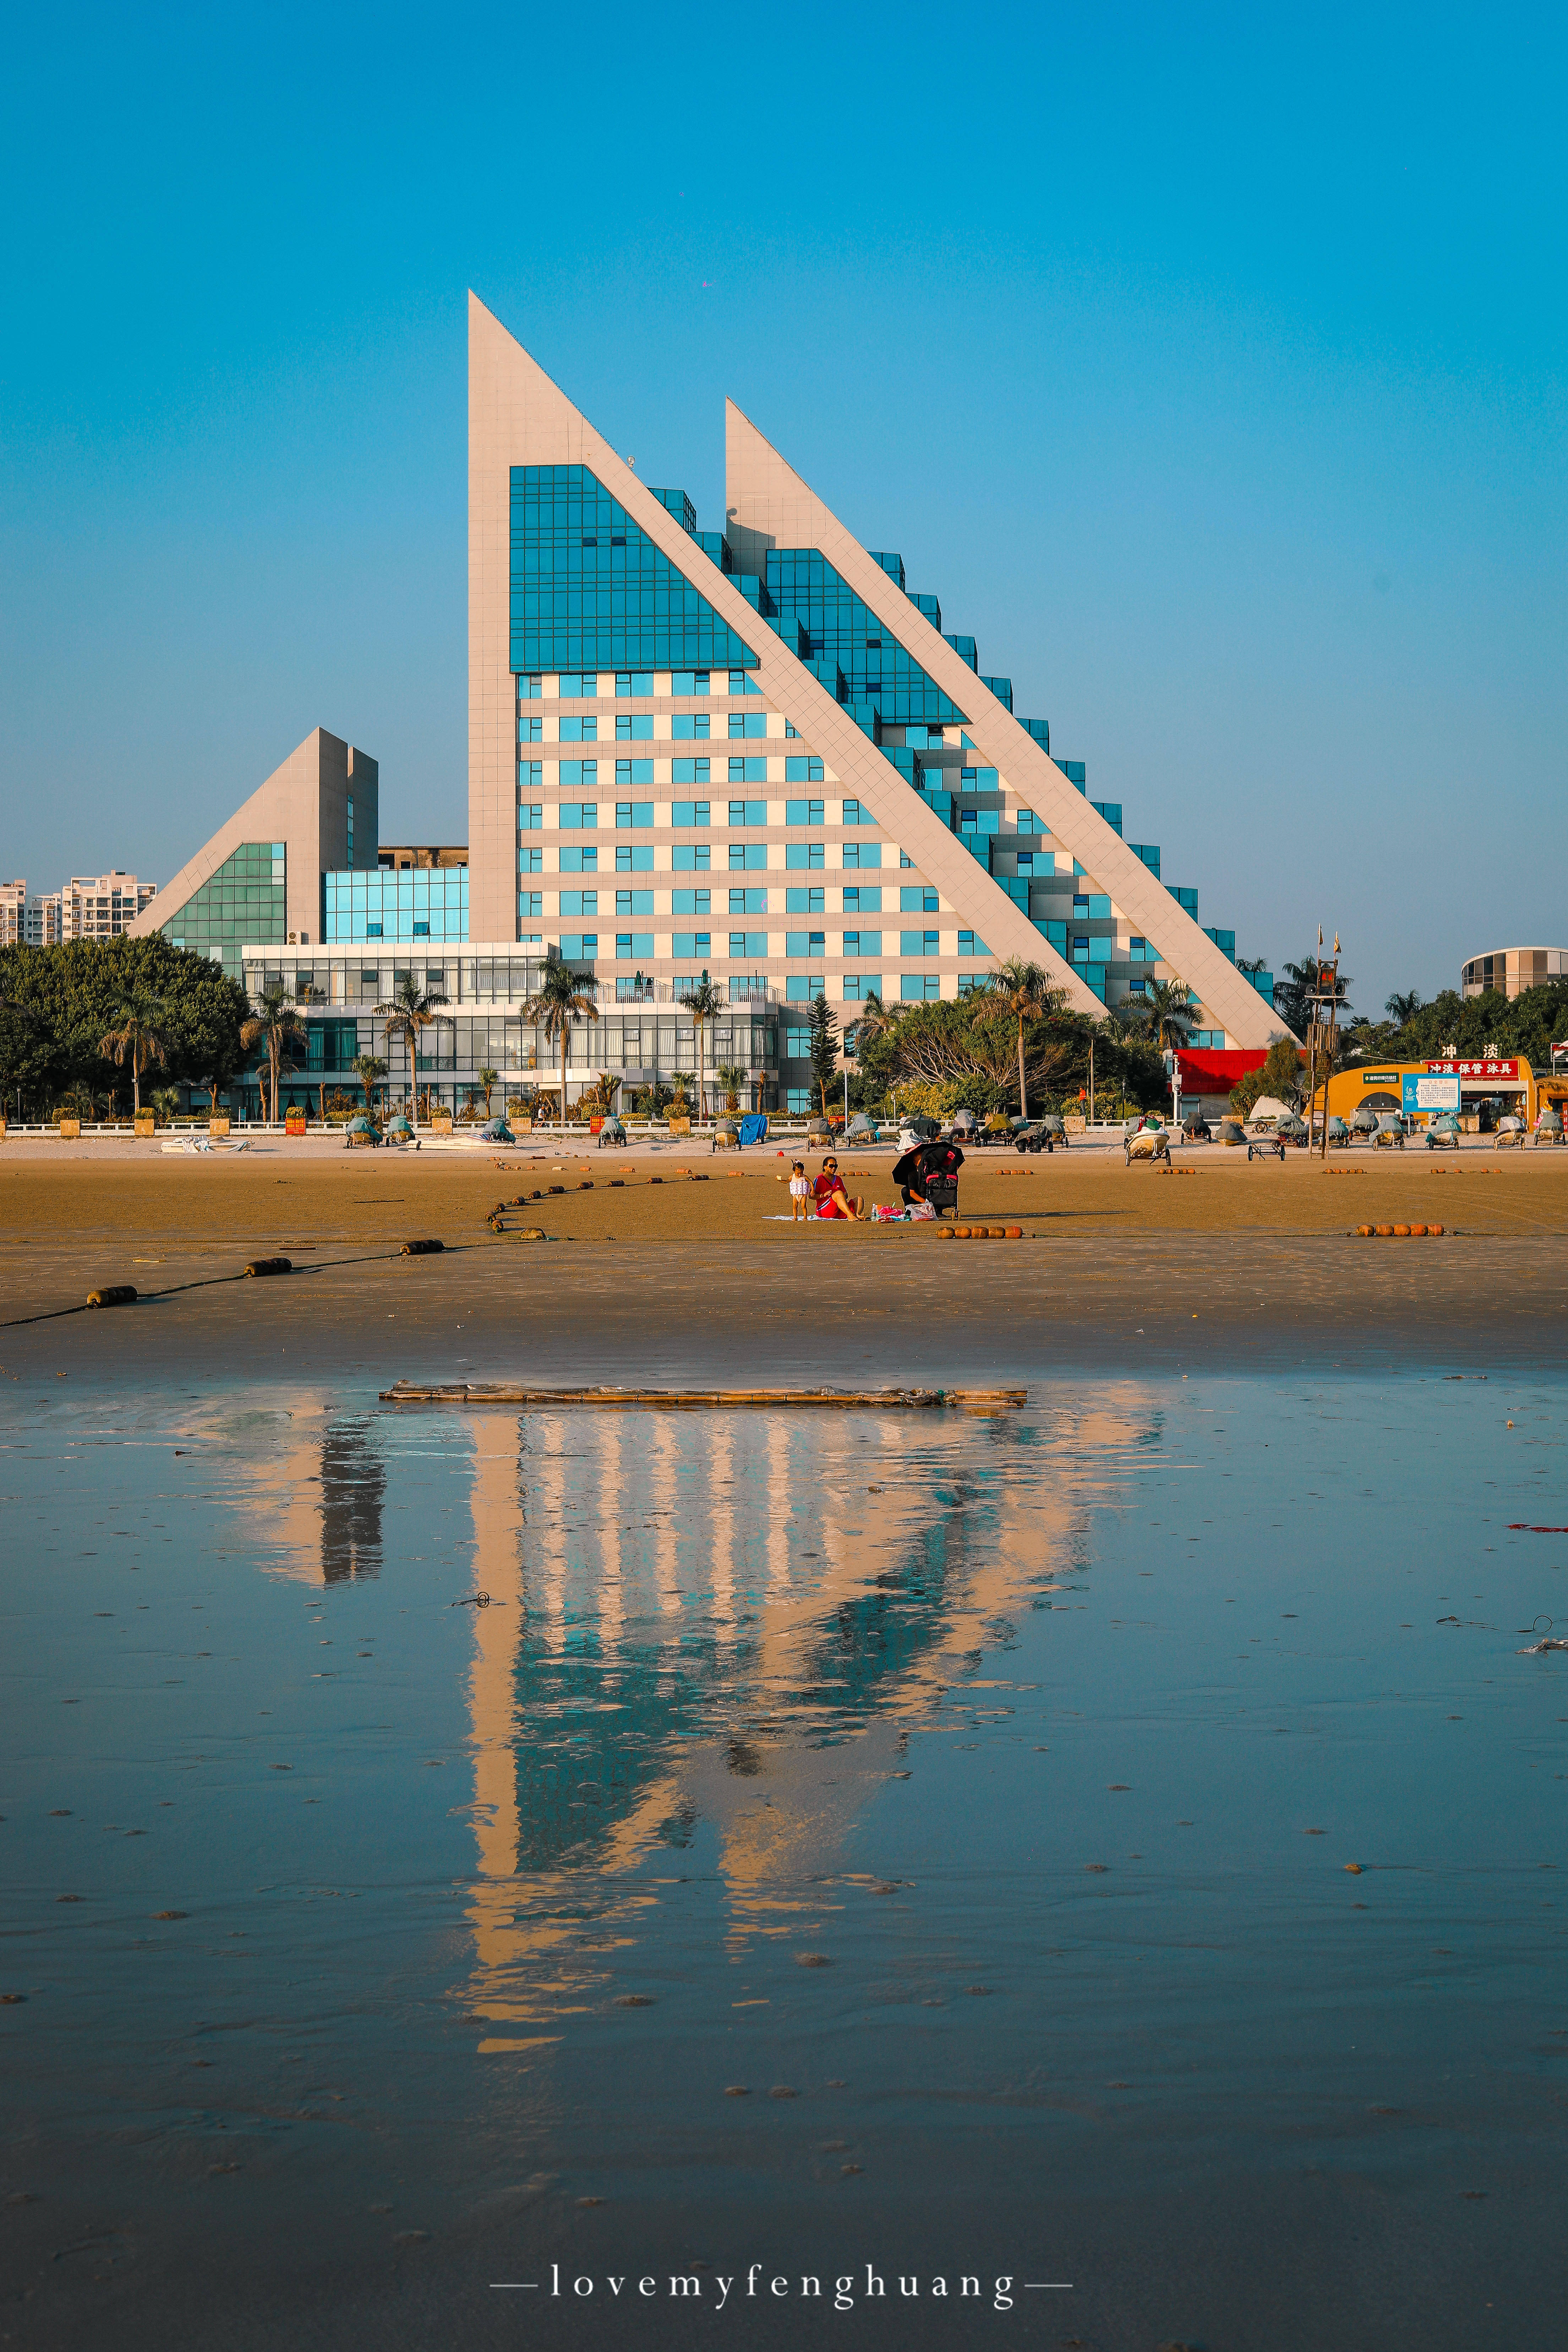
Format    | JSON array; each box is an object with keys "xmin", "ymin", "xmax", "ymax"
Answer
[{"xmin": 4, "ymin": 1137, "xmax": 1566, "ymax": 1381}]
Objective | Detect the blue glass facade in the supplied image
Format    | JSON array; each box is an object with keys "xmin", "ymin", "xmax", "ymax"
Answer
[
  {"xmin": 324, "ymin": 868, "xmax": 468, "ymax": 943},
  {"xmin": 491, "ymin": 431, "xmax": 1267, "ymax": 1070},
  {"xmin": 510, "ymin": 465, "xmax": 757, "ymax": 677}
]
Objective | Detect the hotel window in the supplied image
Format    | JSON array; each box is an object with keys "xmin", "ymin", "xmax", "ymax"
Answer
[
  {"xmin": 784, "ymin": 757, "xmax": 825, "ymax": 784},
  {"xmin": 558, "ymin": 802, "xmax": 599, "ymax": 828},
  {"xmin": 557, "ymin": 763, "xmax": 598, "ymax": 793},
  {"xmin": 672, "ymin": 932, "xmax": 711, "ymax": 957},
  {"xmin": 843, "ymin": 930, "xmax": 881, "ymax": 957},
  {"xmin": 958, "ymin": 931, "xmax": 986, "ymax": 957},
  {"xmin": 786, "ymin": 975, "xmax": 825, "ymax": 1002},
  {"xmin": 901, "ymin": 886, "xmax": 939, "ymax": 913},
  {"xmin": 557, "ymin": 673, "xmax": 600, "ymax": 698},
  {"xmin": 842, "ymin": 841, "xmax": 881, "ymax": 868},
  {"xmin": 615, "ymin": 845, "xmax": 654, "ymax": 873},
  {"xmin": 672, "ymin": 844, "xmax": 711, "ymax": 871},
  {"xmin": 730, "ymin": 931, "xmax": 769, "ymax": 959},
  {"xmin": 786, "ymin": 931, "xmax": 826, "ymax": 957},
  {"xmin": 559, "ymin": 890, "xmax": 598, "ymax": 917},
  {"xmin": 843, "ymin": 974, "xmax": 882, "ymax": 1000},
  {"xmin": 842, "ymin": 886, "xmax": 881, "ymax": 913},
  {"xmin": 728, "ymin": 670, "xmax": 759, "ymax": 695},
  {"xmin": 783, "ymin": 1027, "xmax": 812, "ymax": 1058},
  {"xmin": 616, "ymin": 800, "xmax": 655, "ymax": 827},
  {"xmin": 785, "ymin": 799, "xmax": 824, "ymax": 826},
  {"xmin": 672, "ymin": 890, "xmax": 711, "ymax": 917},
  {"xmin": 518, "ymin": 891, "xmax": 542, "ymax": 918},
  {"xmin": 615, "ymin": 890, "xmax": 654, "ymax": 917},
  {"xmin": 901, "ymin": 974, "xmax": 941, "ymax": 1001},
  {"xmin": 616, "ymin": 933, "xmax": 655, "ymax": 959},
  {"xmin": 842, "ymin": 797, "xmax": 871, "ymax": 824},
  {"xmin": 559, "ymin": 716, "xmax": 598, "ymax": 742},
  {"xmin": 615, "ymin": 672, "xmax": 654, "ymax": 696},
  {"xmin": 672, "ymin": 714, "xmax": 710, "ymax": 740},
  {"xmin": 728, "ymin": 800, "xmax": 768, "ymax": 826},
  {"xmin": 729, "ymin": 843, "xmax": 768, "ymax": 871},
  {"xmin": 785, "ymin": 842, "xmax": 824, "ymax": 870},
  {"xmin": 614, "ymin": 764, "xmax": 653, "ymax": 790},
  {"xmin": 901, "ymin": 930, "xmax": 940, "ymax": 956},
  {"xmin": 559, "ymin": 846, "xmax": 598, "ymax": 873},
  {"xmin": 671, "ymin": 759, "xmax": 711, "ymax": 785},
  {"xmin": 519, "ymin": 804, "xmax": 543, "ymax": 830},
  {"xmin": 900, "ymin": 850, "xmax": 914, "ymax": 867},
  {"xmin": 559, "ymin": 934, "xmax": 598, "ymax": 960},
  {"xmin": 519, "ymin": 848, "xmax": 542, "ymax": 873},
  {"xmin": 729, "ymin": 888, "xmax": 767, "ymax": 914},
  {"xmin": 519, "ymin": 675, "xmax": 542, "ymax": 699},
  {"xmin": 518, "ymin": 716, "xmax": 543, "ymax": 742},
  {"xmin": 615, "ymin": 714, "xmax": 654, "ymax": 741},
  {"xmin": 670, "ymin": 671, "xmax": 710, "ymax": 696},
  {"xmin": 728, "ymin": 757, "xmax": 767, "ymax": 784},
  {"xmin": 672, "ymin": 800, "xmax": 710, "ymax": 827}
]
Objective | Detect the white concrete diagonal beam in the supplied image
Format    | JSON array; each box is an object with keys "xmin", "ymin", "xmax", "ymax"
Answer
[{"xmin": 724, "ymin": 400, "xmax": 1285, "ymax": 1050}]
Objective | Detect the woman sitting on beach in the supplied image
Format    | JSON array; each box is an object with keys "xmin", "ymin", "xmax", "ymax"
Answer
[{"xmin": 813, "ymin": 1156, "xmax": 863, "ymax": 1219}]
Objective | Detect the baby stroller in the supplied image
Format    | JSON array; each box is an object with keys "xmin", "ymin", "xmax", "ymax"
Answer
[{"xmin": 892, "ymin": 1136, "xmax": 966, "ymax": 1218}]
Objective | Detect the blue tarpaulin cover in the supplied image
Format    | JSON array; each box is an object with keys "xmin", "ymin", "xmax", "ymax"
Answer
[{"xmin": 738, "ymin": 1113, "xmax": 768, "ymax": 1146}]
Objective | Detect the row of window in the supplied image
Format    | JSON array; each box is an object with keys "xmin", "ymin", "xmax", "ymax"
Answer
[
  {"xmin": 517, "ymin": 868, "xmax": 940, "ymax": 910},
  {"xmin": 517, "ymin": 668, "xmax": 762, "ymax": 699},
  {"xmin": 523, "ymin": 712, "xmax": 780, "ymax": 744},
  {"xmin": 519, "ymin": 792, "xmax": 868, "ymax": 828},
  {"xmin": 546, "ymin": 897, "xmax": 976, "ymax": 954},
  {"xmin": 532, "ymin": 757, "xmax": 821, "ymax": 789}
]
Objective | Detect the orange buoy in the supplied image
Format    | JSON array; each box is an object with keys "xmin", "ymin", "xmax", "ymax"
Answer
[
  {"xmin": 1356, "ymin": 1224, "xmax": 1374, "ymax": 1237},
  {"xmin": 1005, "ymin": 1226, "xmax": 1023, "ymax": 1239},
  {"xmin": 1392, "ymin": 1224, "xmax": 1411, "ymax": 1237}
]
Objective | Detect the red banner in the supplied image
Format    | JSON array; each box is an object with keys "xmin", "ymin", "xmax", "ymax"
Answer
[{"xmin": 1176, "ymin": 1048, "xmax": 1267, "ymax": 1095}]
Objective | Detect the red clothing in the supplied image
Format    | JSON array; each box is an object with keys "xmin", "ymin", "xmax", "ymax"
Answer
[{"xmin": 814, "ymin": 1171, "xmax": 852, "ymax": 1216}]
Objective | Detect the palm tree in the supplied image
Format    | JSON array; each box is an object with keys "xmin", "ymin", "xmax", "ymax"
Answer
[
  {"xmin": 148, "ymin": 1085, "xmax": 181, "ymax": 1128},
  {"xmin": 1384, "ymin": 989, "xmax": 1424, "ymax": 1028},
  {"xmin": 715, "ymin": 1061, "xmax": 747, "ymax": 1115},
  {"xmin": 521, "ymin": 961, "xmax": 596, "ymax": 1127},
  {"xmin": 477, "ymin": 1065, "xmax": 499, "ymax": 1119},
  {"xmin": 678, "ymin": 975, "xmax": 725, "ymax": 1122},
  {"xmin": 1141, "ymin": 976, "xmax": 1198, "ymax": 1054},
  {"xmin": 240, "ymin": 982, "xmax": 306, "ymax": 1125},
  {"xmin": 99, "ymin": 989, "xmax": 170, "ymax": 1117},
  {"xmin": 353, "ymin": 1053, "xmax": 389, "ymax": 1119},
  {"xmin": 985, "ymin": 957, "xmax": 1056, "ymax": 1119},
  {"xmin": 193, "ymin": 1055, "xmax": 236, "ymax": 1125},
  {"xmin": 373, "ymin": 975, "xmax": 452, "ymax": 1128}
]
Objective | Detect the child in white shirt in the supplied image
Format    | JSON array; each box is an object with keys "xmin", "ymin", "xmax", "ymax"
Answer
[{"xmin": 788, "ymin": 1161, "xmax": 810, "ymax": 1222}]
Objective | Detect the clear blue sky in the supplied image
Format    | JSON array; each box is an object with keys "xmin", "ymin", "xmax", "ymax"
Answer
[{"xmin": 2, "ymin": 1, "xmax": 1562, "ymax": 1012}]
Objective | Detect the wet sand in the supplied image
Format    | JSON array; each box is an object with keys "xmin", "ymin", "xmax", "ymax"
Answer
[{"xmin": 2, "ymin": 1144, "xmax": 1566, "ymax": 1383}]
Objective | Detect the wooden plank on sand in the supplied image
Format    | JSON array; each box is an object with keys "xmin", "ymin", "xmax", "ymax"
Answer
[{"xmin": 378, "ymin": 1381, "xmax": 1026, "ymax": 1410}]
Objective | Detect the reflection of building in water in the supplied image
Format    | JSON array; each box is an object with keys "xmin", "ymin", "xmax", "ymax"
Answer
[
  {"xmin": 320, "ymin": 1420, "xmax": 385, "ymax": 1582},
  {"xmin": 242, "ymin": 1400, "xmax": 387, "ymax": 1587},
  {"xmin": 455, "ymin": 1399, "xmax": 1164, "ymax": 2036},
  {"xmin": 458, "ymin": 1402, "xmax": 1159, "ymax": 1968}
]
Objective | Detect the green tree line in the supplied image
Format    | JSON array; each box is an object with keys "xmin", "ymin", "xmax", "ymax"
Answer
[{"xmin": 0, "ymin": 939, "xmax": 250, "ymax": 1118}]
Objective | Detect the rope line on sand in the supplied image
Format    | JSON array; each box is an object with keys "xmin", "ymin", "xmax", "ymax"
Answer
[{"xmin": 0, "ymin": 1241, "xmax": 488, "ymax": 1332}]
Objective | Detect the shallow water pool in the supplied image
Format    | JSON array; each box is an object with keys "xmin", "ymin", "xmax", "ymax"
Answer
[{"xmin": 4, "ymin": 1371, "xmax": 1565, "ymax": 2348}]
